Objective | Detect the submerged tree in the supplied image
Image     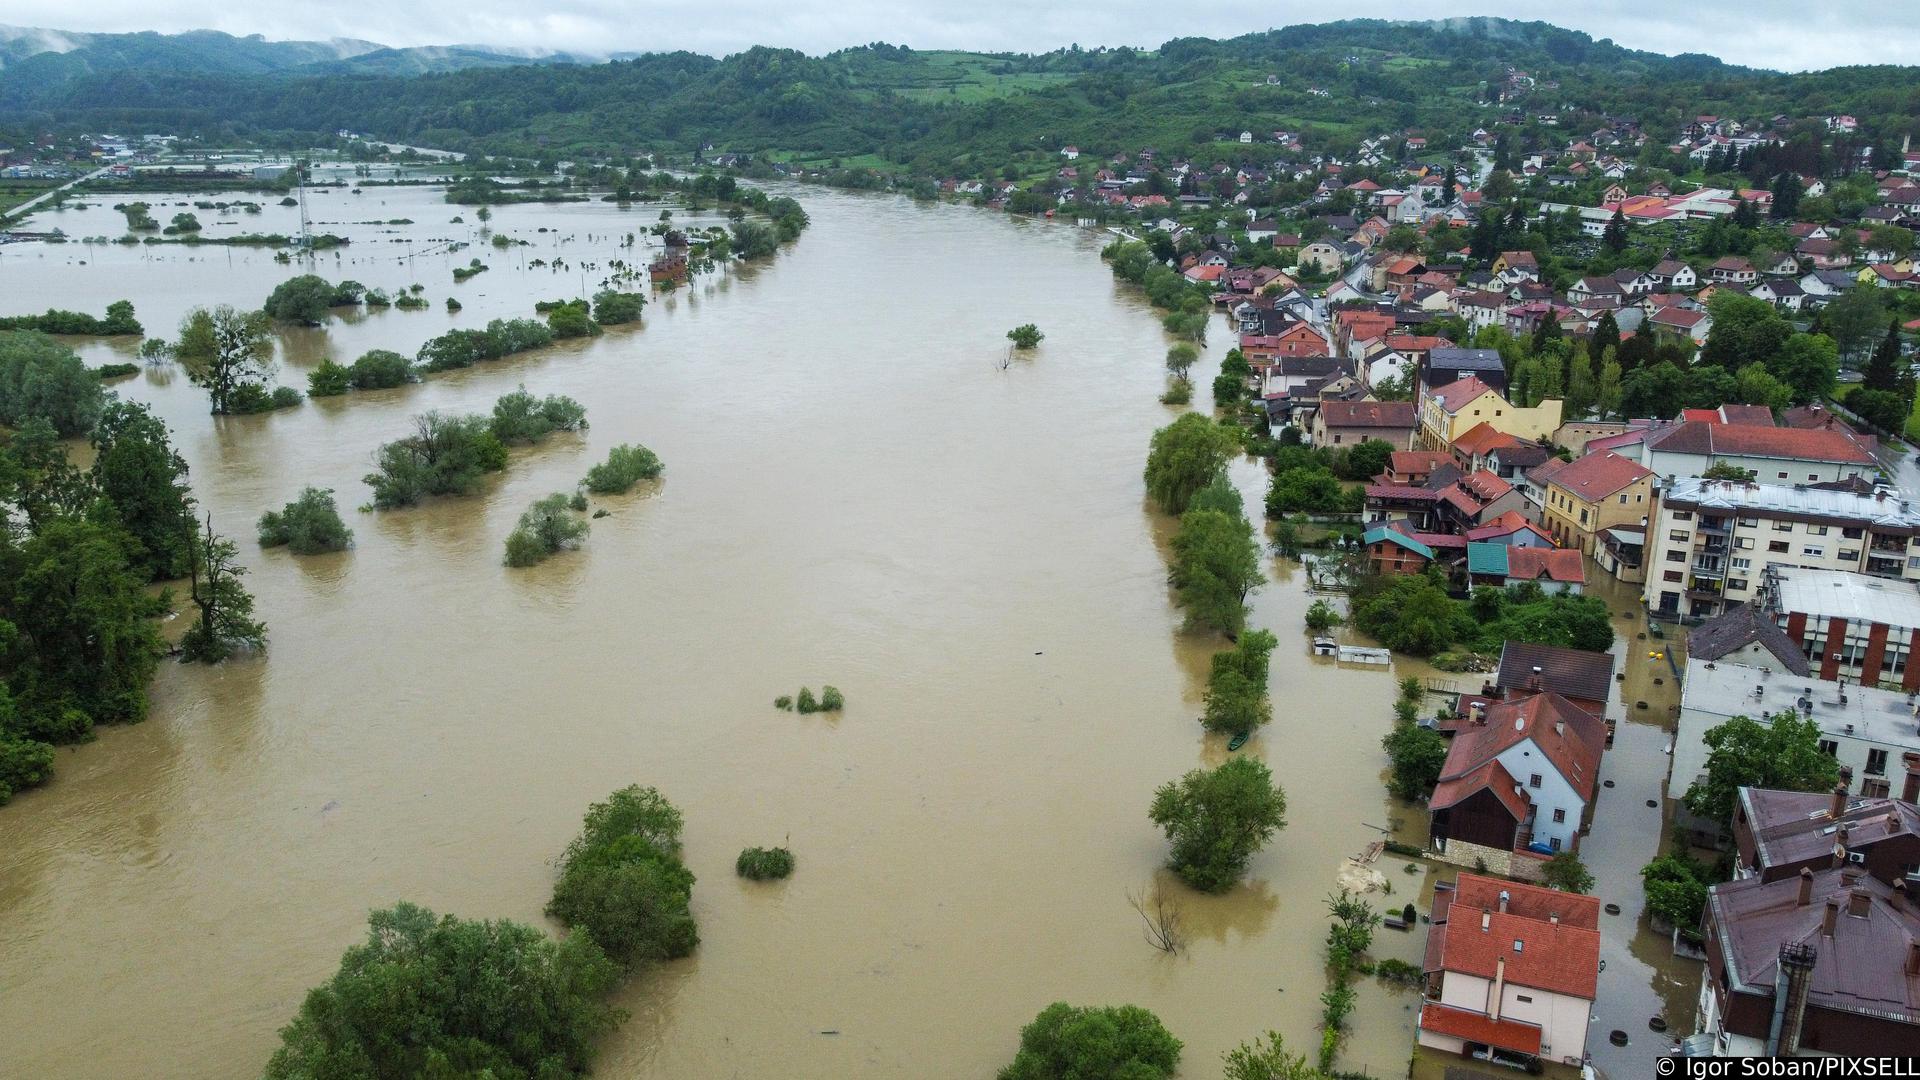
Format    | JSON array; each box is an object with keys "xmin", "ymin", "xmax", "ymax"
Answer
[
  {"xmin": 89, "ymin": 400, "xmax": 198, "ymax": 580},
  {"xmin": 175, "ymin": 305, "xmax": 275, "ymax": 414},
  {"xmin": 180, "ymin": 517, "xmax": 266, "ymax": 663},
  {"xmin": 1149, "ymin": 757, "xmax": 1288, "ymax": 892}
]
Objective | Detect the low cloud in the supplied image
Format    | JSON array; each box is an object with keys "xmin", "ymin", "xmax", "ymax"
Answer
[{"xmin": 11, "ymin": 0, "xmax": 1914, "ymax": 72}]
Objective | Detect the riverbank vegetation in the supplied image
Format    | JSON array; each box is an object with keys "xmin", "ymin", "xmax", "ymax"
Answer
[
  {"xmin": 1382, "ymin": 677, "xmax": 1448, "ymax": 801},
  {"xmin": 262, "ymin": 902, "xmax": 621, "ymax": 1079},
  {"xmin": 258, "ymin": 488, "xmax": 352, "ymax": 554},
  {"xmin": 504, "ymin": 493, "xmax": 589, "ymax": 567},
  {"xmin": 547, "ymin": 785, "xmax": 700, "ymax": 966},
  {"xmin": 1169, "ymin": 476, "xmax": 1262, "ymax": 634},
  {"xmin": 1318, "ymin": 890, "xmax": 1380, "ymax": 1070},
  {"xmin": 736, "ymin": 846, "xmax": 795, "ymax": 880},
  {"xmin": 1349, "ymin": 569, "xmax": 1613, "ymax": 658},
  {"xmin": 1149, "ymin": 757, "xmax": 1287, "ymax": 893},
  {"xmin": 0, "ymin": 300, "xmax": 143, "ymax": 336},
  {"xmin": 0, "ymin": 331, "xmax": 106, "ymax": 436},
  {"xmin": 0, "ymin": 394, "xmax": 260, "ymax": 801},
  {"xmin": 583, "ymin": 443, "xmax": 663, "ymax": 494},
  {"xmin": 1000, "ymin": 1002, "xmax": 1181, "ymax": 1080},
  {"xmin": 1200, "ymin": 629, "xmax": 1277, "ymax": 738},
  {"xmin": 1143, "ymin": 412, "xmax": 1239, "ymax": 516}
]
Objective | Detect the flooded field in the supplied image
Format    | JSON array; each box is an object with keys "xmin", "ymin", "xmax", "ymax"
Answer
[{"xmin": 0, "ymin": 183, "xmax": 1432, "ymax": 1078}]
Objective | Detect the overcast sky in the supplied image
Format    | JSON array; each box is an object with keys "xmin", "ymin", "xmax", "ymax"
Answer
[{"xmin": 9, "ymin": 1, "xmax": 1913, "ymax": 73}]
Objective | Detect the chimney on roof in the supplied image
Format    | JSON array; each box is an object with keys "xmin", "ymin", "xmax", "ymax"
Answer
[
  {"xmin": 1831, "ymin": 784, "xmax": 1848, "ymax": 820},
  {"xmin": 1839, "ymin": 765, "xmax": 1854, "ymax": 790},
  {"xmin": 1823, "ymin": 898, "xmax": 1841, "ymax": 936},
  {"xmin": 1904, "ymin": 754, "xmax": 1920, "ymax": 804},
  {"xmin": 1895, "ymin": 881, "xmax": 1909, "ymax": 914},
  {"xmin": 1771, "ymin": 941, "xmax": 1819, "ymax": 1056},
  {"xmin": 1797, "ymin": 867, "xmax": 1815, "ymax": 907},
  {"xmin": 1835, "ymin": 824, "xmax": 1852, "ymax": 868},
  {"xmin": 1848, "ymin": 889, "xmax": 1871, "ymax": 918},
  {"xmin": 1529, "ymin": 664, "xmax": 1543, "ymax": 693},
  {"xmin": 1499, "ymin": 889, "xmax": 1511, "ymax": 914}
]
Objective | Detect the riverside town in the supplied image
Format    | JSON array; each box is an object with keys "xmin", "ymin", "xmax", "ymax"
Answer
[{"xmin": 3, "ymin": 7, "xmax": 1920, "ymax": 1079}]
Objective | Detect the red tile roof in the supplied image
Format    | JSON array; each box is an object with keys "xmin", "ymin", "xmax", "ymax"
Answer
[
  {"xmin": 1504, "ymin": 546, "xmax": 1586, "ymax": 585},
  {"xmin": 1430, "ymin": 757, "xmax": 1529, "ymax": 820},
  {"xmin": 1439, "ymin": 692, "xmax": 1607, "ymax": 802},
  {"xmin": 1426, "ymin": 873, "xmax": 1603, "ymax": 1000},
  {"xmin": 1453, "ymin": 422, "xmax": 1526, "ymax": 457},
  {"xmin": 1389, "ymin": 450, "xmax": 1453, "ymax": 476},
  {"xmin": 1419, "ymin": 1004, "xmax": 1543, "ymax": 1056},
  {"xmin": 1320, "ymin": 400, "xmax": 1416, "ymax": 429},
  {"xmin": 1546, "ymin": 449, "xmax": 1652, "ymax": 503},
  {"xmin": 1465, "ymin": 511, "xmax": 1553, "ymax": 543},
  {"xmin": 1430, "ymin": 376, "xmax": 1500, "ymax": 413},
  {"xmin": 1647, "ymin": 420, "xmax": 1875, "ymax": 465}
]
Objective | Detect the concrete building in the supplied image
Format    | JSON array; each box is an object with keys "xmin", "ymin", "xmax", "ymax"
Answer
[
  {"xmin": 1670, "ymin": 657, "xmax": 1920, "ymax": 802},
  {"xmin": 1759, "ymin": 566, "xmax": 1920, "ymax": 691},
  {"xmin": 1732, "ymin": 785, "xmax": 1920, "ymax": 885},
  {"xmin": 1643, "ymin": 478, "xmax": 1920, "ymax": 620},
  {"xmin": 1636, "ymin": 421, "xmax": 1879, "ymax": 487},
  {"xmin": 1418, "ymin": 873, "xmax": 1600, "ymax": 1067},
  {"xmin": 1416, "ymin": 377, "xmax": 1563, "ymax": 452}
]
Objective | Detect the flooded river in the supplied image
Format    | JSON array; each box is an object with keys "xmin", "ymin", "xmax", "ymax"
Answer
[{"xmin": 0, "ymin": 182, "xmax": 1426, "ymax": 1078}]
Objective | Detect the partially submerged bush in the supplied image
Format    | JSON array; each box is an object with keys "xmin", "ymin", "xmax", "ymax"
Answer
[
  {"xmin": 795, "ymin": 687, "xmax": 818, "ymax": 713},
  {"xmin": 505, "ymin": 492, "xmax": 589, "ymax": 566},
  {"xmin": 491, "ymin": 386, "xmax": 588, "ymax": 444},
  {"xmin": 349, "ymin": 349, "xmax": 414, "ymax": 389},
  {"xmin": 546, "ymin": 786, "xmax": 699, "ymax": 967},
  {"xmin": 819, "ymin": 686, "xmax": 844, "ymax": 711},
  {"xmin": 736, "ymin": 846, "xmax": 795, "ymax": 880},
  {"xmin": 365, "ymin": 411, "xmax": 508, "ymax": 509},
  {"xmin": 582, "ymin": 443, "xmax": 663, "ymax": 494},
  {"xmin": 258, "ymin": 487, "xmax": 353, "ymax": 554},
  {"xmin": 306, "ymin": 360, "xmax": 350, "ymax": 397}
]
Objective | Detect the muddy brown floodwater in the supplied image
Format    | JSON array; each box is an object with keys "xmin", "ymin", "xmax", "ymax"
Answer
[{"xmin": 0, "ymin": 182, "xmax": 1422, "ymax": 1078}]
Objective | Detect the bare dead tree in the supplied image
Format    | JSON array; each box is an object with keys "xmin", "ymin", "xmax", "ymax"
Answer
[
  {"xmin": 1127, "ymin": 886, "xmax": 1186, "ymax": 954},
  {"xmin": 995, "ymin": 344, "xmax": 1014, "ymax": 372}
]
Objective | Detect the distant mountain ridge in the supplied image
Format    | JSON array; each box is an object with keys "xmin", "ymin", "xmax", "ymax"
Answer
[{"xmin": 0, "ymin": 25, "xmax": 608, "ymax": 83}]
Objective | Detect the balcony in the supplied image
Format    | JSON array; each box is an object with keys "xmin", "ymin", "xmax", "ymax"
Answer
[
  {"xmin": 1690, "ymin": 559, "xmax": 1726, "ymax": 579},
  {"xmin": 1870, "ymin": 534, "xmax": 1910, "ymax": 554},
  {"xmin": 1698, "ymin": 518, "xmax": 1731, "ymax": 536},
  {"xmin": 1867, "ymin": 555, "xmax": 1906, "ymax": 578}
]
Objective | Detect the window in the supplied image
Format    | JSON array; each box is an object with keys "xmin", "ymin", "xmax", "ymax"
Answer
[
  {"xmin": 1769, "ymin": 541, "xmax": 1790, "ymax": 553},
  {"xmin": 1332, "ymin": 434, "xmax": 1343, "ymax": 444},
  {"xmin": 1529, "ymin": 773, "xmax": 1542, "ymax": 788},
  {"xmin": 1620, "ymin": 494, "xmax": 1629, "ymax": 504},
  {"xmin": 1669, "ymin": 530, "xmax": 1691, "ymax": 542},
  {"xmin": 1672, "ymin": 511, "xmax": 1694, "ymax": 522},
  {"xmin": 1809, "ymin": 526, "xmax": 1829, "ymax": 536},
  {"xmin": 1865, "ymin": 778, "xmax": 1891, "ymax": 799},
  {"xmin": 1809, "ymin": 474, "xmax": 1820, "ymax": 482},
  {"xmin": 1774, "ymin": 522, "xmax": 1794, "ymax": 532},
  {"xmin": 1742, "ymin": 516, "xmax": 1760, "ymax": 527},
  {"xmin": 1578, "ymin": 509, "xmax": 1588, "ymax": 524},
  {"xmin": 1549, "ymin": 836, "xmax": 1562, "ymax": 851},
  {"xmin": 1804, "ymin": 546, "xmax": 1824, "ymax": 558},
  {"xmin": 1868, "ymin": 749, "xmax": 1889, "ymax": 776},
  {"xmin": 1664, "ymin": 570, "xmax": 1684, "ymax": 583},
  {"xmin": 1737, "ymin": 537, "xmax": 1754, "ymax": 550},
  {"xmin": 1841, "ymin": 551, "xmax": 1860, "ymax": 563},
  {"xmin": 1777, "ymin": 471, "xmax": 1788, "ymax": 479},
  {"xmin": 1516, "ymin": 994, "xmax": 1534, "ymax": 1004},
  {"xmin": 1732, "ymin": 558, "xmax": 1751, "ymax": 570},
  {"xmin": 1844, "ymin": 527, "xmax": 1864, "ymax": 539},
  {"xmin": 1820, "ymin": 739, "xmax": 1840, "ymax": 758},
  {"xmin": 1552, "ymin": 808, "xmax": 1566, "ymax": 823},
  {"xmin": 1728, "ymin": 578, "xmax": 1750, "ymax": 592},
  {"xmin": 1667, "ymin": 551, "xmax": 1687, "ymax": 562}
]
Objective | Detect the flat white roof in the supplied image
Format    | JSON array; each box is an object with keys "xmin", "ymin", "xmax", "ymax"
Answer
[
  {"xmin": 1664, "ymin": 477, "xmax": 1920, "ymax": 529},
  {"xmin": 1771, "ymin": 566, "xmax": 1920, "ymax": 631},
  {"xmin": 1681, "ymin": 656, "xmax": 1920, "ymax": 750}
]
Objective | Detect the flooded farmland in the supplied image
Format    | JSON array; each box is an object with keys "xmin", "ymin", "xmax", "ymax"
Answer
[{"xmin": 5, "ymin": 178, "xmax": 1465, "ymax": 1078}]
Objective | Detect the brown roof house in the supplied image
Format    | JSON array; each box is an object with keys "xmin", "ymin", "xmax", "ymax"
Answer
[
  {"xmin": 1418, "ymin": 873, "xmax": 1601, "ymax": 1067},
  {"xmin": 1491, "ymin": 641, "xmax": 1617, "ymax": 717},
  {"xmin": 1695, "ymin": 866, "xmax": 1920, "ymax": 1055},
  {"xmin": 1732, "ymin": 783, "xmax": 1920, "ymax": 885},
  {"xmin": 1311, "ymin": 399, "xmax": 1416, "ymax": 450}
]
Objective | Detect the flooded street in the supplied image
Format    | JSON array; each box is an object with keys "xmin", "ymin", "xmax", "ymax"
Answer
[{"xmin": 0, "ymin": 184, "xmax": 1419, "ymax": 1077}]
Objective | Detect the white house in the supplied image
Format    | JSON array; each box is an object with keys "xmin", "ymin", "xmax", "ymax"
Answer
[{"xmin": 1418, "ymin": 874, "xmax": 1601, "ymax": 1068}]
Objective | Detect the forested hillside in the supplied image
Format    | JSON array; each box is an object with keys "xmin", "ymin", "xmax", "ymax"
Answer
[{"xmin": 4, "ymin": 19, "xmax": 1918, "ymax": 173}]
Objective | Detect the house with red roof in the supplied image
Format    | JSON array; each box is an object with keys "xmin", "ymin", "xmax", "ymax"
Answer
[
  {"xmin": 1638, "ymin": 421, "xmax": 1878, "ymax": 486},
  {"xmin": 1379, "ymin": 450, "xmax": 1454, "ymax": 486},
  {"xmin": 1449, "ymin": 421, "xmax": 1526, "ymax": 474},
  {"xmin": 1434, "ymin": 469, "xmax": 1527, "ymax": 533},
  {"xmin": 1464, "ymin": 510, "xmax": 1555, "ymax": 549},
  {"xmin": 1646, "ymin": 306, "xmax": 1714, "ymax": 345},
  {"xmin": 1418, "ymin": 873, "xmax": 1602, "ymax": 1067},
  {"xmin": 1539, "ymin": 450, "xmax": 1654, "ymax": 557},
  {"xmin": 1467, "ymin": 543, "xmax": 1586, "ymax": 594},
  {"xmin": 1429, "ymin": 692, "xmax": 1608, "ymax": 867}
]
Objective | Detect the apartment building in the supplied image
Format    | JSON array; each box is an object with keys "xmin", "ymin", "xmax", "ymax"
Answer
[{"xmin": 1643, "ymin": 478, "xmax": 1920, "ymax": 620}]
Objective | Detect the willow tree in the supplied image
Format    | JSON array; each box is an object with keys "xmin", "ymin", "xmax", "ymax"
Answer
[{"xmin": 180, "ymin": 516, "xmax": 266, "ymax": 663}]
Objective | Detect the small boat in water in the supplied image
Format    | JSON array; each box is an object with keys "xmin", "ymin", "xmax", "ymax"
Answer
[{"xmin": 1226, "ymin": 732, "xmax": 1250, "ymax": 751}]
